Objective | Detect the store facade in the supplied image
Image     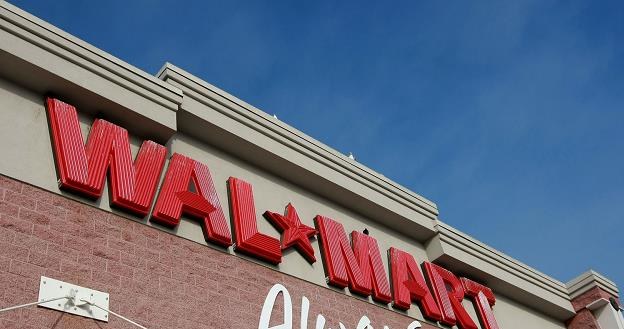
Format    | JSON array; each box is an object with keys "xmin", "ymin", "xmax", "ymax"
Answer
[{"xmin": 0, "ymin": 2, "xmax": 622, "ymax": 328}]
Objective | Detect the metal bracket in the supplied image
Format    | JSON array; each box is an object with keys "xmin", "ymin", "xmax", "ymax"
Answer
[{"xmin": 37, "ymin": 276, "xmax": 110, "ymax": 322}]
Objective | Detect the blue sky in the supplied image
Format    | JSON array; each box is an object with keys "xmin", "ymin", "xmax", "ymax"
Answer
[{"xmin": 11, "ymin": 1, "xmax": 623, "ymax": 291}]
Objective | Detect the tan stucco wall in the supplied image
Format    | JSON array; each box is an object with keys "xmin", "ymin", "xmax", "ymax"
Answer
[{"xmin": 494, "ymin": 295, "xmax": 567, "ymax": 329}]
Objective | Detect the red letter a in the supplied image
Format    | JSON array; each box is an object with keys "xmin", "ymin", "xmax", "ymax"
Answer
[
  {"xmin": 389, "ymin": 247, "xmax": 442, "ymax": 321},
  {"xmin": 151, "ymin": 153, "xmax": 232, "ymax": 247}
]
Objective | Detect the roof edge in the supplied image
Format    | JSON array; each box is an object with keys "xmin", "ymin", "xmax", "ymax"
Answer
[
  {"xmin": 427, "ymin": 221, "xmax": 576, "ymax": 320},
  {"xmin": 158, "ymin": 62, "xmax": 440, "ymax": 226},
  {"xmin": 0, "ymin": 1, "xmax": 183, "ymax": 103},
  {"xmin": 567, "ymin": 270, "xmax": 620, "ymax": 299}
]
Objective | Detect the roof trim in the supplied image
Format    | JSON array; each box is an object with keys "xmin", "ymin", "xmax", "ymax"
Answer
[
  {"xmin": 158, "ymin": 62, "xmax": 438, "ymax": 215},
  {"xmin": 0, "ymin": 1, "xmax": 183, "ymax": 140},
  {"xmin": 427, "ymin": 221, "xmax": 576, "ymax": 320},
  {"xmin": 0, "ymin": 1, "xmax": 182, "ymax": 104},
  {"xmin": 567, "ymin": 270, "xmax": 620, "ymax": 299}
]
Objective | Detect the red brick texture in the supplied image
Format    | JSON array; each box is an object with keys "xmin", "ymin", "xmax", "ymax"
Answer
[
  {"xmin": 566, "ymin": 309, "xmax": 600, "ymax": 329},
  {"xmin": 0, "ymin": 175, "xmax": 439, "ymax": 329},
  {"xmin": 566, "ymin": 286, "xmax": 620, "ymax": 329},
  {"xmin": 570, "ymin": 286, "xmax": 619, "ymax": 312}
]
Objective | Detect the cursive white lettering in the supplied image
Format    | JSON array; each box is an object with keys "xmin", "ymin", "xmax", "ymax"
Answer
[{"xmin": 258, "ymin": 284, "xmax": 421, "ymax": 329}]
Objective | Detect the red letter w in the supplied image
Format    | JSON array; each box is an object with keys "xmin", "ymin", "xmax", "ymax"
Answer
[{"xmin": 45, "ymin": 97, "xmax": 166, "ymax": 216}]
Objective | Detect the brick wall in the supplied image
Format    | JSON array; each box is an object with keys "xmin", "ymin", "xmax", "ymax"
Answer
[
  {"xmin": 570, "ymin": 286, "xmax": 619, "ymax": 313},
  {"xmin": 566, "ymin": 286, "xmax": 620, "ymax": 329},
  {"xmin": 0, "ymin": 175, "xmax": 438, "ymax": 329}
]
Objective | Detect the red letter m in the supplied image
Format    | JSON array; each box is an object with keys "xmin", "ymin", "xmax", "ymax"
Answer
[
  {"xmin": 315, "ymin": 215, "xmax": 392, "ymax": 302},
  {"xmin": 45, "ymin": 97, "xmax": 166, "ymax": 216}
]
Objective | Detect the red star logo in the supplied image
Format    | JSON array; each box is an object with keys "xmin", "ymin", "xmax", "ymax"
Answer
[{"xmin": 263, "ymin": 203, "xmax": 318, "ymax": 263}]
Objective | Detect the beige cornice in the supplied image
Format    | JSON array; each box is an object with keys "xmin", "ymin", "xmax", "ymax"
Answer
[
  {"xmin": 158, "ymin": 62, "xmax": 439, "ymax": 241},
  {"xmin": 428, "ymin": 221, "xmax": 576, "ymax": 320},
  {"xmin": 567, "ymin": 270, "xmax": 619, "ymax": 299},
  {"xmin": 0, "ymin": 0, "xmax": 183, "ymax": 141}
]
